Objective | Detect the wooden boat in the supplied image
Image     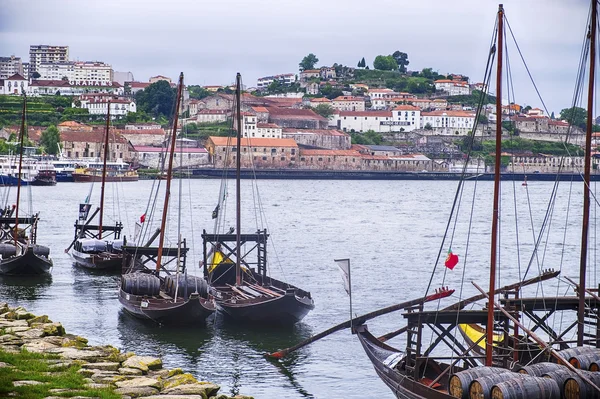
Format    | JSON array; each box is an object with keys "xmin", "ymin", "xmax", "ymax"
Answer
[
  {"xmin": 202, "ymin": 73, "xmax": 314, "ymax": 325},
  {"xmin": 119, "ymin": 73, "xmax": 215, "ymax": 325},
  {"xmin": 0, "ymin": 96, "xmax": 52, "ymax": 276},
  {"xmin": 72, "ymin": 167, "xmax": 138, "ymax": 182},
  {"xmin": 355, "ymin": 4, "xmax": 600, "ymax": 398},
  {"xmin": 66, "ymin": 103, "xmax": 126, "ymax": 271}
]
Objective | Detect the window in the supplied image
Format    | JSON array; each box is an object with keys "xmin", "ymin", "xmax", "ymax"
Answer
[
  {"xmin": 262, "ymin": 156, "xmax": 267, "ymax": 160},
  {"xmin": 280, "ymin": 157, "xmax": 285, "ymax": 161}
]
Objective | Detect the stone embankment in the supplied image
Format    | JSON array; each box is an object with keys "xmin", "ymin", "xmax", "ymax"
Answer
[{"xmin": 0, "ymin": 303, "xmax": 253, "ymax": 399}]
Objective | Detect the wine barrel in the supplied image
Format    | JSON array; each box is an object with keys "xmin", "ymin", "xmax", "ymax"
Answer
[
  {"xmin": 450, "ymin": 367, "xmax": 513, "ymax": 399},
  {"xmin": 0, "ymin": 243, "xmax": 17, "ymax": 257},
  {"xmin": 569, "ymin": 353, "xmax": 600, "ymax": 371},
  {"xmin": 164, "ymin": 275, "xmax": 209, "ymax": 299},
  {"xmin": 563, "ymin": 372, "xmax": 600, "ymax": 399},
  {"xmin": 490, "ymin": 375, "xmax": 560, "ymax": 399},
  {"xmin": 517, "ymin": 362, "xmax": 565, "ymax": 376},
  {"xmin": 121, "ymin": 273, "xmax": 160, "ymax": 296},
  {"xmin": 32, "ymin": 244, "xmax": 50, "ymax": 257},
  {"xmin": 469, "ymin": 373, "xmax": 525, "ymax": 399},
  {"xmin": 556, "ymin": 347, "xmax": 600, "ymax": 363},
  {"xmin": 543, "ymin": 369, "xmax": 583, "ymax": 399}
]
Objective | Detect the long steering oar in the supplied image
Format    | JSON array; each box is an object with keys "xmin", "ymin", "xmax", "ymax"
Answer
[
  {"xmin": 265, "ymin": 287, "xmax": 454, "ymax": 359},
  {"xmin": 377, "ymin": 269, "xmax": 560, "ymax": 343}
]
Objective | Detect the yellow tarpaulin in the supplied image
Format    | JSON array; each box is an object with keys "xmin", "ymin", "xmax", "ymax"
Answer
[
  {"xmin": 458, "ymin": 324, "xmax": 503, "ymax": 351},
  {"xmin": 208, "ymin": 250, "xmax": 233, "ymax": 273}
]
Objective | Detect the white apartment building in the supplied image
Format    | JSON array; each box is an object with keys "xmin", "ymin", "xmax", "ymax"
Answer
[
  {"xmin": 434, "ymin": 79, "xmax": 470, "ymax": 96},
  {"xmin": 0, "ymin": 56, "xmax": 24, "ymax": 79},
  {"xmin": 77, "ymin": 98, "xmax": 136, "ymax": 117},
  {"xmin": 257, "ymin": 73, "xmax": 296, "ymax": 90},
  {"xmin": 331, "ymin": 96, "xmax": 366, "ymax": 112},
  {"xmin": 421, "ymin": 110, "xmax": 475, "ymax": 134},
  {"xmin": 37, "ymin": 61, "xmax": 113, "ymax": 85},
  {"xmin": 335, "ymin": 111, "xmax": 396, "ymax": 133},
  {"xmin": 392, "ymin": 105, "xmax": 421, "ymax": 130},
  {"xmin": 29, "ymin": 45, "xmax": 69, "ymax": 74},
  {"xmin": 367, "ymin": 88, "xmax": 397, "ymax": 99}
]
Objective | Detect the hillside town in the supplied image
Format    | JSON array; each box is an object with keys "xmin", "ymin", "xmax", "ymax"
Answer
[{"xmin": 0, "ymin": 45, "xmax": 594, "ymax": 175}]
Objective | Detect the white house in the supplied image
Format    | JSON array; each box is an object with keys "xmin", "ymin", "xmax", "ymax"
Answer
[
  {"xmin": 335, "ymin": 111, "xmax": 396, "ymax": 133},
  {"xmin": 197, "ymin": 109, "xmax": 228, "ymax": 124},
  {"xmin": 299, "ymin": 70, "xmax": 320, "ymax": 81},
  {"xmin": 392, "ymin": 105, "xmax": 422, "ymax": 130},
  {"xmin": 421, "ymin": 110, "xmax": 475, "ymax": 135},
  {"xmin": 255, "ymin": 123, "xmax": 282, "ymax": 139},
  {"xmin": 434, "ymin": 79, "xmax": 470, "ymax": 96},
  {"xmin": 257, "ymin": 73, "xmax": 296, "ymax": 90},
  {"xmin": 2, "ymin": 73, "xmax": 28, "ymax": 95},
  {"xmin": 331, "ymin": 96, "xmax": 366, "ymax": 112},
  {"xmin": 367, "ymin": 88, "xmax": 397, "ymax": 99},
  {"xmin": 77, "ymin": 97, "xmax": 136, "ymax": 117}
]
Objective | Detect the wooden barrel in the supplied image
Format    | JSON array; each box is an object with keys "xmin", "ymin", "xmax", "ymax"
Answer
[
  {"xmin": 563, "ymin": 372, "xmax": 600, "ymax": 399},
  {"xmin": 517, "ymin": 362, "xmax": 564, "ymax": 376},
  {"xmin": 556, "ymin": 347, "xmax": 600, "ymax": 363},
  {"xmin": 121, "ymin": 273, "xmax": 160, "ymax": 296},
  {"xmin": 449, "ymin": 367, "xmax": 513, "ymax": 399},
  {"xmin": 543, "ymin": 369, "xmax": 583, "ymax": 399},
  {"xmin": 469, "ymin": 373, "xmax": 525, "ymax": 399},
  {"xmin": 568, "ymin": 353, "xmax": 600, "ymax": 371},
  {"xmin": 490, "ymin": 375, "xmax": 560, "ymax": 399}
]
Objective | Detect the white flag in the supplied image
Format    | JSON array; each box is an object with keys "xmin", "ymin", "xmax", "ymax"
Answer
[
  {"xmin": 134, "ymin": 221, "xmax": 142, "ymax": 241},
  {"xmin": 334, "ymin": 258, "xmax": 351, "ymax": 295}
]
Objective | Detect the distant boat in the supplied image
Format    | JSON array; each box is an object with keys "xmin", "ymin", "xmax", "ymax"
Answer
[
  {"xmin": 72, "ymin": 163, "xmax": 138, "ymax": 182},
  {"xmin": 0, "ymin": 95, "xmax": 52, "ymax": 276},
  {"xmin": 66, "ymin": 101, "xmax": 126, "ymax": 271},
  {"xmin": 31, "ymin": 169, "xmax": 57, "ymax": 186},
  {"xmin": 119, "ymin": 73, "xmax": 215, "ymax": 325},
  {"xmin": 203, "ymin": 73, "xmax": 314, "ymax": 325}
]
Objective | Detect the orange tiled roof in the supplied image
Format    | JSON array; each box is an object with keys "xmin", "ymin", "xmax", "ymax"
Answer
[{"xmin": 209, "ymin": 137, "xmax": 297, "ymax": 147}]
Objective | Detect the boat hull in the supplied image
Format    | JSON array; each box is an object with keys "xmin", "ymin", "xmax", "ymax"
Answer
[
  {"xmin": 70, "ymin": 250, "xmax": 123, "ymax": 271},
  {"xmin": 55, "ymin": 172, "xmax": 74, "ymax": 183},
  {"xmin": 215, "ymin": 287, "xmax": 314, "ymax": 325},
  {"xmin": 72, "ymin": 174, "xmax": 138, "ymax": 183},
  {"xmin": 118, "ymin": 289, "xmax": 215, "ymax": 325},
  {"xmin": 356, "ymin": 325, "xmax": 453, "ymax": 399},
  {"xmin": 0, "ymin": 175, "xmax": 30, "ymax": 186},
  {"xmin": 0, "ymin": 246, "xmax": 53, "ymax": 276}
]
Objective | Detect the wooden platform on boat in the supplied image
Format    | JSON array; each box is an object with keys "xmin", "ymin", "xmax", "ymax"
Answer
[
  {"xmin": 201, "ymin": 232, "xmax": 269, "ymax": 243},
  {"xmin": 0, "ymin": 216, "xmax": 38, "ymax": 225},
  {"xmin": 500, "ymin": 296, "xmax": 600, "ymax": 311},
  {"xmin": 122, "ymin": 246, "xmax": 189, "ymax": 256},
  {"xmin": 74, "ymin": 223, "xmax": 122, "ymax": 232},
  {"xmin": 403, "ymin": 309, "xmax": 512, "ymax": 324}
]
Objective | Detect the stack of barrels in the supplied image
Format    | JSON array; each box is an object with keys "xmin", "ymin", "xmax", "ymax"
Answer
[{"xmin": 449, "ymin": 347, "xmax": 600, "ymax": 399}]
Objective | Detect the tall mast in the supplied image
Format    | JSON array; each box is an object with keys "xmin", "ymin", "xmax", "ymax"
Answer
[
  {"xmin": 578, "ymin": 0, "xmax": 597, "ymax": 346},
  {"xmin": 98, "ymin": 101, "xmax": 111, "ymax": 240},
  {"xmin": 14, "ymin": 94, "xmax": 26, "ymax": 247},
  {"xmin": 486, "ymin": 3, "xmax": 504, "ymax": 367},
  {"xmin": 155, "ymin": 73, "xmax": 184, "ymax": 273},
  {"xmin": 235, "ymin": 72, "xmax": 242, "ymax": 286}
]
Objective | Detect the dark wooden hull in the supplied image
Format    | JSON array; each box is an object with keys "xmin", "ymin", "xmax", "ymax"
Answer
[
  {"xmin": 0, "ymin": 246, "xmax": 53, "ymax": 276},
  {"xmin": 70, "ymin": 250, "xmax": 123, "ymax": 271},
  {"xmin": 216, "ymin": 288, "xmax": 314, "ymax": 324},
  {"xmin": 30, "ymin": 178, "xmax": 57, "ymax": 186},
  {"xmin": 118, "ymin": 289, "xmax": 215, "ymax": 325},
  {"xmin": 356, "ymin": 325, "xmax": 453, "ymax": 399}
]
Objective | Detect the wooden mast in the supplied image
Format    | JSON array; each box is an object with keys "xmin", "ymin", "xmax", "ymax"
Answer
[
  {"xmin": 486, "ymin": 3, "xmax": 504, "ymax": 367},
  {"xmin": 578, "ymin": 0, "xmax": 597, "ymax": 346},
  {"xmin": 155, "ymin": 73, "xmax": 184, "ymax": 273},
  {"xmin": 14, "ymin": 94, "xmax": 26, "ymax": 247},
  {"xmin": 235, "ymin": 72, "xmax": 242, "ymax": 286},
  {"xmin": 98, "ymin": 101, "xmax": 111, "ymax": 240}
]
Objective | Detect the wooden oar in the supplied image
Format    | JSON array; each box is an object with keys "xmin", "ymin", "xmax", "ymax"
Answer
[
  {"xmin": 265, "ymin": 287, "xmax": 454, "ymax": 359},
  {"xmin": 377, "ymin": 270, "xmax": 559, "ymax": 343}
]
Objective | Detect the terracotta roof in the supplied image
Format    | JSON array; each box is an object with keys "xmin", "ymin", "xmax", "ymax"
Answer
[
  {"xmin": 58, "ymin": 121, "xmax": 88, "ymax": 127},
  {"xmin": 339, "ymin": 111, "xmax": 392, "ymax": 117},
  {"xmin": 368, "ymin": 88, "xmax": 394, "ymax": 93},
  {"xmin": 263, "ymin": 97, "xmax": 303, "ymax": 107},
  {"xmin": 301, "ymin": 70, "xmax": 320, "ymax": 74},
  {"xmin": 549, "ymin": 120, "xmax": 569, "ymax": 126},
  {"xmin": 31, "ymin": 80, "xmax": 71, "ymax": 87},
  {"xmin": 422, "ymin": 111, "xmax": 475, "ymax": 117},
  {"xmin": 251, "ymin": 106, "xmax": 269, "ymax": 113},
  {"xmin": 6, "ymin": 73, "xmax": 26, "ymax": 81},
  {"xmin": 434, "ymin": 79, "xmax": 454, "ymax": 83},
  {"xmin": 128, "ymin": 82, "xmax": 150, "ymax": 88},
  {"xmin": 134, "ymin": 145, "xmax": 207, "ymax": 153},
  {"xmin": 114, "ymin": 128, "xmax": 165, "ymax": 136},
  {"xmin": 309, "ymin": 98, "xmax": 331, "ymax": 103},
  {"xmin": 282, "ymin": 128, "xmax": 348, "ymax": 137},
  {"xmin": 333, "ymin": 96, "xmax": 364, "ymax": 102},
  {"xmin": 393, "ymin": 105, "xmax": 420, "ymax": 111},
  {"xmin": 209, "ymin": 137, "xmax": 298, "ymax": 147},
  {"xmin": 300, "ymin": 149, "xmax": 361, "ymax": 156},
  {"xmin": 257, "ymin": 123, "xmax": 281, "ymax": 129}
]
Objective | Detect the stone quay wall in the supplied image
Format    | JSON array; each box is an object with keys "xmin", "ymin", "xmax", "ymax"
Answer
[{"xmin": 0, "ymin": 303, "xmax": 253, "ymax": 399}]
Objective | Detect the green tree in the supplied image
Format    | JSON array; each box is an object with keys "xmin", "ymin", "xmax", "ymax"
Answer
[
  {"xmin": 39, "ymin": 125, "xmax": 60, "ymax": 155},
  {"xmin": 187, "ymin": 85, "xmax": 212, "ymax": 99},
  {"xmin": 373, "ymin": 55, "xmax": 398, "ymax": 71},
  {"xmin": 135, "ymin": 80, "xmax": 177, "ymax": 119},
  {"xmin": 424, "ymin": 123, "xmax": 433, "ymax": 130},
  {"xmin": 392, "ymin": 51, "xmax": 410, "ymax": 73},
  {"xmin": 299, "ymin": 53, "xmax": 319, "ymax": 71},
  {"xmin": 357, "ymin": 57, "xmax": 366, "ymax": 68},
  {"xmin": 478, "ymin": 114, "xmax": 489, "ymax": 124},
  {"xmin": 312, "ymin": 104, "xmax": 335, "ymax": 118},
  {"xmin": 559, "ymin": 106, "xmax": 586, "ymax": 129}
]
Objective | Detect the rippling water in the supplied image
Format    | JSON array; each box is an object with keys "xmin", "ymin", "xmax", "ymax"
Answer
[{"xmin": 0, "ymin": 178, "xmax": 597, "ymax": 398}]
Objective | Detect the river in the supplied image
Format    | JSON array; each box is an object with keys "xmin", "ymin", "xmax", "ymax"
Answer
[{"xmin": 0, "ymin": 178, "xmax": 595, "ymax": 398}]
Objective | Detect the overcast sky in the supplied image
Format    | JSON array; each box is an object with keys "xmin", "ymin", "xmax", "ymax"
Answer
[{"xmin": 0, "ymin": 0, "xmax": 593, "ymax": 114}]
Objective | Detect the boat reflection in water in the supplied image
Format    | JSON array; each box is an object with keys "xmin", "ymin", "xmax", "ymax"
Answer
[{"xmin": 0, "ymin": 274, "xmax": 53, "ymax": 301}]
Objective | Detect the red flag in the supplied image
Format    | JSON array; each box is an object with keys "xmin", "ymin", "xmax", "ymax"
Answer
[
  {"xmin": 140, "ymin": 213, "xmax": 146, "ymax": 223},
  {"xmin": 444, "ymin": 248, "xmax": 459, "ymax": 270}
]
